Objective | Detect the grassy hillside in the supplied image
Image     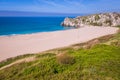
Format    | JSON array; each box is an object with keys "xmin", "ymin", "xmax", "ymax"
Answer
[{"xmin": 0, "ymin": 31, "xmax": 120, "ymax": 80}]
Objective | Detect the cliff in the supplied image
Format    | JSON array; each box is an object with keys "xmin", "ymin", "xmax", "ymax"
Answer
[{"xmin": 61, "ymin": 12, "xmax": 120, "ymax": 28}]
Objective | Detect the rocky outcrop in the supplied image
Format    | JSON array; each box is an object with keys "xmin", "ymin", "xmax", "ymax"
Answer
[{"xmin": 61, "ymin": 12, "xmax": 120, "ymax": 28}]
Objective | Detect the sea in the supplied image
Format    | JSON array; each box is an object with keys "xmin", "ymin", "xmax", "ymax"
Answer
[{"xmin": 0, "ymin": 17, "xmax": 74, "ymax": 36}]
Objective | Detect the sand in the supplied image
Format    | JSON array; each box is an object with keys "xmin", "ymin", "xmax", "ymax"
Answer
[{"xmin": 0, "ymin": 26, "xmax": 119, "ymax": 62}]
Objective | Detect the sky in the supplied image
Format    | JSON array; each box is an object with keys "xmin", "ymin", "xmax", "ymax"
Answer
[{"xmin": 0, "ymin": 0, "xmax": 120, "ymax": 14}]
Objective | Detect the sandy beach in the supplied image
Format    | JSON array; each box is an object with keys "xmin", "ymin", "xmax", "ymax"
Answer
[{"xmin": 0, "ymin": 26, "xmax": 119, "ymax": 62}]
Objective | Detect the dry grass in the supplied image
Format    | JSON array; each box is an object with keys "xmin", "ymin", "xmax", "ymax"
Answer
[{"xmin": 56, "ymin": 53, "xmax": 75, "ymax": 65}]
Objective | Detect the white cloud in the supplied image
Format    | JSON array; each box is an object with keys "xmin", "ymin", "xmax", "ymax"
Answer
[{"xmin": 37, "ymin": 0, "xmax": 67, "ymax": 8}]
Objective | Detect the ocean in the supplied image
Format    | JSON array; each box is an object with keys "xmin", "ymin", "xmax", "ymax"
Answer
[{"xmin": 0, "ymin": 17, "xmax": 73, "ymax": 36}]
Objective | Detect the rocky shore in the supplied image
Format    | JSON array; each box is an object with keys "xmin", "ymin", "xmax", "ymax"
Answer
[{"xmin": 61, "ymin": 12, "xmax": 120, "ymax": 28}]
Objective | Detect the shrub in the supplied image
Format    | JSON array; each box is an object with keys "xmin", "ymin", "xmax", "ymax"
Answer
[
  {"xmin": 74, "ymin": 20, "xmax": 78, "ymax": 24},
  {"xmin": 82, "ymin": 18, "xmax": 85, "ymax": 22},
  {"xmin": 95, "ymin": 15, "xmax": 100, "ymax": 20},
  {"xmin": 115, "ymin": 25, "xmax": 120, "ymax": 28},
  {"xmin": 104, "ymin": 20, "xmax": 112, "ymax": 26},
  {"xmin": 90, "ymin": 22, "xmax": 102, "ymax": 26},
  {"xmin": 56, "ymin": 53, "xmax": 75, "ymax": 65},
  {"xmin": 111, "ymin": 41, "xmax": 120, "ymax": 46}
]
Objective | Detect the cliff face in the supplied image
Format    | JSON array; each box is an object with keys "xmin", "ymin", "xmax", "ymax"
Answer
[{"xmin": 61, "ymin": 12, "xmax": 120, "ymax": 27}]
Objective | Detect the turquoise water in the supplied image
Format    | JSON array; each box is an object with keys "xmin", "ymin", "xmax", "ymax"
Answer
[{"xmin": 0, "ymin": 17, "xmax": 72, "ymax": 36}]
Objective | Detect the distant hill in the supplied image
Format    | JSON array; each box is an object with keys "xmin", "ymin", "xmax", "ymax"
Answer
[
  {"xmin": 0, "ymin": 11, "xmax": 88, "ymax": 17},
  {"xmin": 61, "ymin": 12, "xmax": 120, "ymax": 27}
]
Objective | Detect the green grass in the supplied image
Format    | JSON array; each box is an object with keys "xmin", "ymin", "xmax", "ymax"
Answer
[
  {"xmin": 0, "ymin": 32, "xmax": 120, "ymax": 80},
  {"xmin": 0, "ymin": 44, "xmax": 120, "ymax": 80},
  {"xmin": 0, "ymin": 54, "xmax": 35, "ymax": 68}
]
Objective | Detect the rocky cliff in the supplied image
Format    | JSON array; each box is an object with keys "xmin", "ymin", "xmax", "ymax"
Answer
[{"xmin": 61, "ymin": 12, "xmax": 120, "ymax": 28}]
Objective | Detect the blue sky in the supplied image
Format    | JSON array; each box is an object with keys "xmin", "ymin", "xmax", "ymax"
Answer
[{"xmin": 0, "ymin": 0, "xmax": 120, "ymax": 13}]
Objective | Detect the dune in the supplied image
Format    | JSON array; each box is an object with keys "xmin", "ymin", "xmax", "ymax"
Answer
[{"xmin": 0, "ymin": 26, "xmax": 119, "ymax": 62}]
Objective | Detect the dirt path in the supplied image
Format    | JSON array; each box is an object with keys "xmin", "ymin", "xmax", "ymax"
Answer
[{"xmin": 0, "ymin": 56, "xmax": 36, "ymax": 70}]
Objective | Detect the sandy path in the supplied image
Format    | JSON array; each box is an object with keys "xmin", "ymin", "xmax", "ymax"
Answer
[
  {"xmin": 0, "ymin": 26, "xmax": 118, "ymax": 62},
  {"xmin": 0, "ymin": 56, "xmax": 35, "ymax": 70}
]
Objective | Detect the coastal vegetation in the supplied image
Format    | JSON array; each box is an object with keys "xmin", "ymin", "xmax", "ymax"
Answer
[
  {"xmin": 95, "ymin": 14, "xmax": 100, "ymax": 21},
  {"xmin": 0, "ymin": 54, "xmax": 35, "ymax": 68},
  {"xmin": 0, "ymin": 30, "xmax": 120, "ymax": 80}
]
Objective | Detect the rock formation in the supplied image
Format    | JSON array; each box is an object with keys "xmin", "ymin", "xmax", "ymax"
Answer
[{"xmin": 61, "ymin": 12, "xmax": 120, "ymax": 28}]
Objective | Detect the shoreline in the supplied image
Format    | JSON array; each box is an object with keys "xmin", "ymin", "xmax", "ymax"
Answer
[
  {"xmin": 0, "ymin": 29, "xmax": 65, "ymax": 37},
  {"xmin": 0, "ymin": 27, "xmax": 75, "ymax": 37},
  {"xmin": 0, "ymin": 28, "xmax": 76, "ymax": 38},
  {"xmin": 0, "ymin": 26, "xmax": 119, "ymax": 61}
]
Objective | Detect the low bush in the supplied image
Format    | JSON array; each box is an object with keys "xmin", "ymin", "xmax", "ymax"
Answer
[{"xmin": 56, "ymin": 53, "xmax": 75, "ymax": 65}]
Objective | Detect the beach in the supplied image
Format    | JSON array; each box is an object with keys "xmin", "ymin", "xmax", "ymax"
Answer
[{"xmin": 0, "ymin": 26, "xmax": 118, "ymax": 62}]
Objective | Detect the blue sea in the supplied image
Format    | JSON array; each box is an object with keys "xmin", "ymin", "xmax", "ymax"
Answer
[{"xmin": 0, "ymin": 17, "xmax": 73, "ymax": 36}]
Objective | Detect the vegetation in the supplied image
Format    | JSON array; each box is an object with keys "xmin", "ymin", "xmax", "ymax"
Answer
[
  {"xmin": 95, "ymin": 15, "xmax": 100, "ymax": 20},
  {"xmin": 115, "ymin": 25, "xmax": 120, "ymax": 28},
  {"xmin": 62, "ymin": 13, "xmax": 120, "ymax": 27},
  {"xmin": 90, "ymin": 22, "xmax": 102, "ymax": 26},
  {"xmin": 74, "ymin": 20, "xmax": 78, "ymax": 24},
  {"xmin": 104, "ymin": 20, "xmax": 112, "ymax": 26},
  {"xmin": 0, "ymin": 31, "xmax": 120, "ymax": 80},
  {"xmin": 0, "ymin": 54, "xmax": 35, "ymax": 68},
  {"xmin": 56, "ymin": 53, "xmax": 75, "ymax": 65},
  {"xmin": 82, "ymin": 18, "xmax": 85, "ymax": 22}
]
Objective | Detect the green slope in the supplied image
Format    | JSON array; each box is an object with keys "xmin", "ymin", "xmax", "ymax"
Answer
[{"xmin": 0, "ymin": 31, "xmax": 120, "ymax": 80}]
